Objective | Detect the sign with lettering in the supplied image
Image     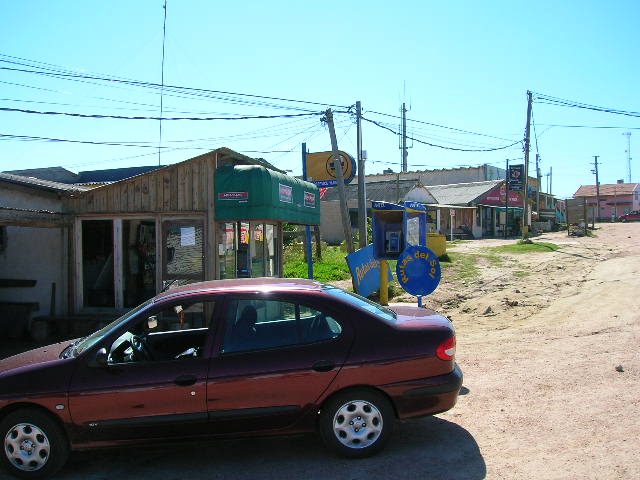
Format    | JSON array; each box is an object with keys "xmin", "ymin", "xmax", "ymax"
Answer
[
  {"xmin": 508, "ymin": 164, "xmax": 524, "ymax": 191},
  {"xmin": 219, "ymin": 192, "xmax": 248, "ymax": 200},
  {"xmin": 346, "ymin": 244, "xmax": 393, "ymax": 298},
  {"xmin": 396, "ymin": 245, "xmax": 441, "ymax": 296}
]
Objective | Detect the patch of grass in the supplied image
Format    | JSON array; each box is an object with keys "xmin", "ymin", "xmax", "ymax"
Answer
[
  {"xmin": 513, "ymin": 269, "xmax": 529, "ymax": 278},
  {"xmin": 478, "ymin": 250, "xmax": 505, "ymax": 266},
  {"xmin": 440, "ymin": 252, "xmax": 480, "ymax": 281},
  {"xmin": 488, "ymin": 241, "xmax": 560, "ymax": 254},
  {"xmin": 283, "ymin": 244, "xmax": 351, "ymax": 281}
]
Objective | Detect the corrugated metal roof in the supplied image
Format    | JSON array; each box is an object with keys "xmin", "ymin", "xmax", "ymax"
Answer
[
  {"xmin": 0, "ymin": 173, "xmax": 90, "ymax": 194},
  {"xmin": 574, "ymin": 183, "xmax": 639, "ymax": 197},
  {"xmin": 321, "ymin": 179, "xmax": 420, "ymax": 203},
  {"xmin": 426, "ymin": 180, "xmax": 503, "ymax": 205}
]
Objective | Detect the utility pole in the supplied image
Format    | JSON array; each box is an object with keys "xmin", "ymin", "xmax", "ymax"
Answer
[
  {"xmin": 356, "ymin": 101, "xmax": 368, "ymax": 249},
  {"xmin": 549, "ymin": 166, "xmax": 552, "ymax": 195},
  {"xmin": 591, "ymin": 155, "xmax": 600, "ymax": 225},
  {"xmin": 535, "ymin": 153, "xmax": 541, "ymax": 216},
  {"xmin": 623, "ymin": 132, "xmax": 632, "ymax": 183},
  {"xmin": 504, "ymin": 158, "xmax": 509, "ymax": 239},
  {"xmin": 400, "ymin": 103, "xmax": 408, "ymax": 172},
  {"xmin": 522, "ymin": 91, "xmax": 533, "ymax": 239},
  {"xmin": 323, "ymin": 109, "xmax": 354, "ymax": 253}
]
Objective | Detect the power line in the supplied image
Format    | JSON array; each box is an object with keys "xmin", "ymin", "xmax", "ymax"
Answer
[
  {"xmin": 0, "ymin": 63, "xmax": 349, "ymax": 111},
  {"xmin": 0, "ymin": 106, "xmax": 325, "ymax": 121},
  {"xmin": 362, "ymin": 116, "xmax": 522, "ymax": 152},
  {"xmin": 533, "ymin": 92, "xmax": 640, "ymax": 119},
  {"xmin": 364, "ymin": 109, "xmax": 518, "ymax": 142}
]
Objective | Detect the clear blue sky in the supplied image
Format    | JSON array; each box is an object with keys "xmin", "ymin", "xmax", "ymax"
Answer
[{"xmin": 1, "ymin": 0, "xmax": 639, "ymax": 199}]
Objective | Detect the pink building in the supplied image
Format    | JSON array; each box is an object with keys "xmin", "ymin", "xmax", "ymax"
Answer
[{"xmin": 574, "ymin": 182, "xmax": 640, "ymax": 220}]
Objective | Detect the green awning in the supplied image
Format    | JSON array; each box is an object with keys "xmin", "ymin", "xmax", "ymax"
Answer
[{"xmin": 215, "ymin": 165, "xmax": 320, "ymax": 225}]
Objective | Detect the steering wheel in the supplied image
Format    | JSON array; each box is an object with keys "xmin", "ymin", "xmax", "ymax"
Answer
[{"xmin": 130, "ymin": 334, "xmax": 154, "ymax": 361}]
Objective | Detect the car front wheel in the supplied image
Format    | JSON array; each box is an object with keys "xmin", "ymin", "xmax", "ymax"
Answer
[
  {"xmin": 1, "ymin": 409, "xmax": 69, "ymax": 479},
  {"xmin": 319, "ymin": 389, "xmax": 394, "ymax": 458}
]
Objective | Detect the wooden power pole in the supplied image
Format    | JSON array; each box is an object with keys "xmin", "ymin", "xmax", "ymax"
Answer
[{"xmin": 324, "ymin": 109, "xmax": 354, "ymax": 253}]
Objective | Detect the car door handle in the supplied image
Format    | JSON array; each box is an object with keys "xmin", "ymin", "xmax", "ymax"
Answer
[
  {"xmin": 312, "ymin": 360, "xmax": 335, "ymax": 372},
  {"xmin": 174, "ymin": 375, "xmax": 197, "ymax": 386}
]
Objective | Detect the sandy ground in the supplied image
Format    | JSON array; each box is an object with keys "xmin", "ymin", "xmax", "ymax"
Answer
[
  {"xmin": 1, "ymin": 224, "xmax": 638, "ymax": 479},
  {"xmin": 420, "ymin": 223, "xmax": 640, "ymax": 479}
]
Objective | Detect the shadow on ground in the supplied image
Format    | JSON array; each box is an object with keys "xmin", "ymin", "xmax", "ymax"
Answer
[{"xmin": 55, "ymin": 417, "xmax": 484, "ymax": 480}]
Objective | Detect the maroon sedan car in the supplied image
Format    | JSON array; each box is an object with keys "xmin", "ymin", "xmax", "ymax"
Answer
[{"xmin": 0, "ymin": 278, "xmax": 462, "ymax": 478}]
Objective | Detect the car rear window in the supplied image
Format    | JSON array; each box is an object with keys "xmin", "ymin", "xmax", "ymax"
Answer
[{"xmin": 323, "ymin": 285, "xmax": 397, "ymax": 323}]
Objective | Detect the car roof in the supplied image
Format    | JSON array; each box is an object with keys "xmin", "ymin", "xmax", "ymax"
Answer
[{"xmin": 154, "ymin": 277, "xmax": 326, "ymax": 303}]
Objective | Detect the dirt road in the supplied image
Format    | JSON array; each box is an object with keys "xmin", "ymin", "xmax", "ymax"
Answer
[
  {"xmin": 429, "ymin": 223, "xmax": 640, "ymax": 479},
  {"xmin": 1, "ymin": 224, "xmax": 638, "ymax": 479}
]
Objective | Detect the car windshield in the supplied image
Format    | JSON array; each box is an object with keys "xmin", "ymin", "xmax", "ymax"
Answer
[
  {"xmin": 72, "ymin": 299, "xmax": 153, "ymax": 357},
  {"xmin": 323, "ymin": 285, "xmax": 397, "ymax": 323}
]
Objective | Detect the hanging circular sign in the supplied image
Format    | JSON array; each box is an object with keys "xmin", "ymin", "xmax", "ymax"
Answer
[{"xmin": 396, "ymin": 245, "xmax": 442, "ymax": 296}]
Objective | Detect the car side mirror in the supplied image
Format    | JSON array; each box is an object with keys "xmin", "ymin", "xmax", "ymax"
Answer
[{"xmin": 90, "ymin": 347, "xmax": 109, "ymax": 368}]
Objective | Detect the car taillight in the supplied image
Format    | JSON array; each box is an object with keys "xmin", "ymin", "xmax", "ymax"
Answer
[{"xmin": 436, "ymin": 336, "xmax": 456, "ymax": 361}]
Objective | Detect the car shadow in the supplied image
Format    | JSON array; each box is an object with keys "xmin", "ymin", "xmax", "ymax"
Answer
[{"xmin": 60, "ymin": 417, "xmax": 485, "ymax": 480}]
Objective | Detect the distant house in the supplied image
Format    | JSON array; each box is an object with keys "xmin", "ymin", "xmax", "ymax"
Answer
[{"xmin": 573, "ymin": 182, "xmax": 640, "ymax": 220}]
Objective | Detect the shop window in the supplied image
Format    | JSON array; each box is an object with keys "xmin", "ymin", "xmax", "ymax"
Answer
[
  {"xmin": 218, "ymin": 222, "xmax": 236, "ymax": 280},
  {"xmin": 123, "ymin": 220, "xmax": 156, "ymax": 308},
  {"xmin": 82, "ymin": 220, "xmax": 114, "ymax": 307},
  {"xmin": 163, "ymin": 222, "xmax": 204, "ymax": 289}
]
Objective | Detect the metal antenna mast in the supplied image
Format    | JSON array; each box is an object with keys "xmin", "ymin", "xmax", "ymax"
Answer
[
  {"xmin": 158, "ymin": 0, "xmax": 168, "ymax": 166},
  {"xmin": 623, "ymin": 132, "xmax": 632, "ymax": 183}
]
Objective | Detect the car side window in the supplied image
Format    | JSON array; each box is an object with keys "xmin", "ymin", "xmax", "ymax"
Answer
[
  {"xmin": 222, "ymin": 299, "xmax": 341, "ymax": 354},
  {"xmin": 107, "ymin": 301, "xmax": 214, "ymax": 364}
]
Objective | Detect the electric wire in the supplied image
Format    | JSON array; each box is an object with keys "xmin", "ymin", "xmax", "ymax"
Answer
[{"xmin": 362, "ymin": 116, "xmax": 522, "ymax": 152}]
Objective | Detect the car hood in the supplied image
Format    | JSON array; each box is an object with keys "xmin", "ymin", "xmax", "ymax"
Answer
[
  {"xmin": 0, "ymin": 341, "xmax": 69, "ymax": 375},
  {"xmin": 388, "ymin": 304, "xmax": 453, "ymax": 330}
]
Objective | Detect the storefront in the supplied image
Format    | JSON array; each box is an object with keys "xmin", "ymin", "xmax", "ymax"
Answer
[
  {"xmin": 475, "ymin": 183, "xmax": 524, "ymax": 237},
  {"xmin": 214, "ymin": 164, "xmax": 319, "ymax": 279},
  {"xmin": 68, "ymin": 149, "xmax": 319, "ymax": 314}
]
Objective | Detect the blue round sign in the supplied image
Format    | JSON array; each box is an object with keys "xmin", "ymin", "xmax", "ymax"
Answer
[{"xmin": 396, "ymin": 245, "xmax": 442, "ymax": 296}]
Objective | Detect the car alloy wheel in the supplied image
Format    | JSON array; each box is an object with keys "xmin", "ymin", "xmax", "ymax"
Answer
[
  {"xmin": 1, "ymin": 409, "xmax": 68, "ymax": 479},
  {"xmin": 319, "ymin": 389, "xmax": 394, "ymax": 458},
  {"xmin": 332, "ymin": 400, "xmax": 383, "ymax": 449},
  {"xmin": 4, "ymin": 423, "xmax": 50, "ymax": 472}
]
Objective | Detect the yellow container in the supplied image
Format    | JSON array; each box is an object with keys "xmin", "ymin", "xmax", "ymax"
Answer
[{"xmin": 427, "ymin": 233, "xmax": 447, "ymax": 258}]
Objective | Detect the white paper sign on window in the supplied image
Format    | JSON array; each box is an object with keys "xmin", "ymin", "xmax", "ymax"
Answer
[{"xmin": 180, "ymin": 227, "xmax": 196, "ymax": 246}]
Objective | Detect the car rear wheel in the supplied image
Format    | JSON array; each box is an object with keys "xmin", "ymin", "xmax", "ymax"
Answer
[
  {"xmin": 1, "ymin": 409, "xmax": 69, "ymax": 479},
  {"xmin": 319, "ymin": 389, "xmax": 394, "ymax": 458}
]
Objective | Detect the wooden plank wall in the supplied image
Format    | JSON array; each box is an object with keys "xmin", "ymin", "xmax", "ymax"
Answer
[{"xmin": 68, "ymin": 155, "xmax": 213, "ymax": 215}]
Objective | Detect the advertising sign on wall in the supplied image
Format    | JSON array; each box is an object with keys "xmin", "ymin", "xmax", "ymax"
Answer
[
  {"xmin": 508, "ymin": 164, "xmax": 524, "ymax": 191},
  {"xmin": 303, "ymin": 191, "xmax": 316, "ymax": 208},
  {"xmin": 279, "ymin": 184, "xmax": 293, "ymax": 203}
]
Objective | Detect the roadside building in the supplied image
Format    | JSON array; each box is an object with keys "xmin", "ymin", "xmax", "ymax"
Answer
[
  {"xmin": 573, "ymin": 181, "xmax": 640, "ymax": 221},
  {"xmin": 0, "ymin": 148, "xmax": 319, "ymax": 337}
]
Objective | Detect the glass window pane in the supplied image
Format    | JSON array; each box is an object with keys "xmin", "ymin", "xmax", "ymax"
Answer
[
  {"xmin": 123, "ymin": 220, "xmax": 156, "ymax": 307},
  {"xmin": 250, "ymin": 222, "xmax": 265, "ymax": 277},
  {"xmin": 265, "ymin": 224, "xmax": 276, "ymax": 277},
  {"xmin": 222, "ymin": 299, "xmax": 341, "ymax": 354},
  {"xmin": 82, "ymin": 220, "xmax": 114, "ymax": 307},
  {"xmin": 218, "ymin": 222, "xmax": 236, "ymax": 279},
  {"xmin": 165, "ymin": 223, "xmax": 203, "ymax": 279}
]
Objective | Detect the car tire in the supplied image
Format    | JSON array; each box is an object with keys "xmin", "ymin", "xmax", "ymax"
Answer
[
  {"xmin": 1, "ymin": 409, "xmax": 69, "ymax": 479},
  {"xmin": 319, "ymin": 389, "xmax": 394, "ymax": 458}
]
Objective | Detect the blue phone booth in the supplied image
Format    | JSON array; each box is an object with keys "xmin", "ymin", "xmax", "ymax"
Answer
[{"xmin": 371, "ymin": 201, "xmax": 406, "ymax": 260}]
